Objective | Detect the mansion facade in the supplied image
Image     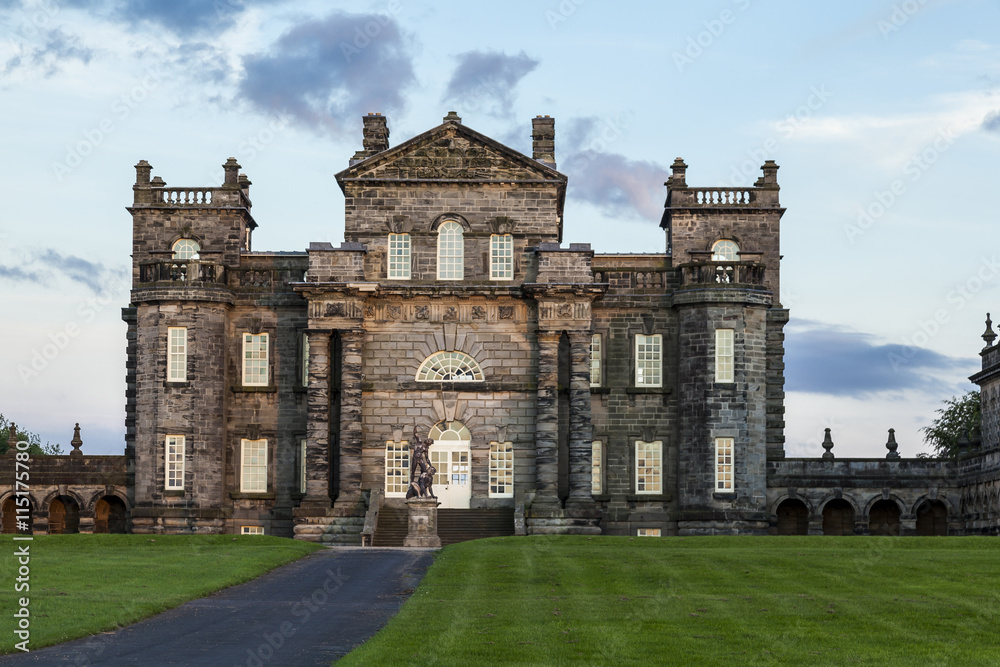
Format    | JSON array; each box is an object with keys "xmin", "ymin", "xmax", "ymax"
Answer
[{"xmin": 6, "ymin": 111, "xmax": 990, "ymax": 540}]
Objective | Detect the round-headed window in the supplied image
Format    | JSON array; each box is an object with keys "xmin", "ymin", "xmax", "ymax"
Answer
[
  {"xmin": 172, "ymin": 239, "xmax": 201, "ymax": 260},
  {"xmin": 711, "ymin": 239, "xmax": 740, "ymax": 262}
]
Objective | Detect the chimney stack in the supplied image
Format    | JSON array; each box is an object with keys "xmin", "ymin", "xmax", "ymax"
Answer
[
  {"xmin": 532, "ymin": 115, "xmax": 556, "ymax": 168},
  {"xmin": 362, "ymin": 113, "xmax": 389, "ymax": 155}
]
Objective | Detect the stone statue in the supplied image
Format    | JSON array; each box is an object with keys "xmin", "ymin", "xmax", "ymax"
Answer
[{"xmin": 406, "ymin": 424, "xmax": 436, "ymax": 499}]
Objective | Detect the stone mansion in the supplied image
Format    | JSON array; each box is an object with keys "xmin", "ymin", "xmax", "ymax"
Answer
[{"xmin": 3, "ymin": 112, "xmax": 998, "ymax": 540}]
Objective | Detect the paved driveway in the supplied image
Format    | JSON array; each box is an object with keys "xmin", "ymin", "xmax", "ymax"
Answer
[{"xmin": 0, "ymin": 547, "xmax": 435, "ymax": 666}]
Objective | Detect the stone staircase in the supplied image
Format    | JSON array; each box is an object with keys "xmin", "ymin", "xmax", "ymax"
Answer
[{"xmin": 373, "ymin": 506, "xmax": 515, "ymax": 547}]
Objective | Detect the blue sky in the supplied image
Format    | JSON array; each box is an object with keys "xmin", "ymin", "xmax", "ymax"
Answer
[{"xmin": 1, "ymin": 0, "xmax": 997, "ymax": 456}]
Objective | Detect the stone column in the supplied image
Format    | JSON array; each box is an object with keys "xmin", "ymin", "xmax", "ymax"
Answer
[
  {"xmin": 534, "ymin": 331, "xmax": 561, "ymax": 508},
  {"xmin": 302, "ymin": 330, "xmax": 332, "ymax": 508},
  {"xmin": 334, "ymin": 329, "xmax": 365, "ymax": 511},
  {"xmin": 567, "ymin": 331, "xmax": 594, "ymax": 507}
]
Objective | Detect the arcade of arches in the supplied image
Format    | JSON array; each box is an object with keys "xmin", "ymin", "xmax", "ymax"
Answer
[{"xmin": 773, "ymin": 498, "xmax": 948, "ymax": 536}]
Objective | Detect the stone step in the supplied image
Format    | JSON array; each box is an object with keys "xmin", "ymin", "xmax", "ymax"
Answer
[{"xmin": 373, "ymin": 507, "xmax": 515, "ymax": 547}]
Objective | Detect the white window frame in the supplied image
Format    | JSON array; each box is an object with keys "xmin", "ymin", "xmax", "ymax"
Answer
[
  {"xmin": 635, "ymin": 440, "xmax": 662, "ymax": 494},
  {"xmin": 590, "ymin": 334, "xmax": 602, "ymax": 387},
  {"xmin": 299, "ymin": 438, "xmax": 307, "ymax": 494},
  {"xmin": 385, "ymin": 441, "xmax": 410, "ymax": 497},
  {"xmin": 591, "ymin": 440, "xmax": 603, "ymax": 495},
  {"xmin": 635, "ymin": 334, "xmax": 662, "ymax": 387},
  {"xmin": 415, "ymin": 351, "xmax": 485, "ymax": 382},
  {"xmin": 242, "ymin": 333, "xmax": 269, "ymax": 387},
  {"xmin": 490, "ymin": 234, "xmax": 513, "ymax": 280},
  {"xmin": 172, "ymin": 238, "xmax": 200, "ymax": 260},
  {"xmin": 165, "ymin": 435, "xmax": 185, "ymax": 491},
  {"xmin": 168, "ymin": 327, "xmax": 187, "ymax": 382},
  {"xmin": 489, "ymin": 442, "xmax": 514, "ymax": 498},
  {"xmin": 437, "ymin": 220, "xmax": 464, "ymax": 280},
  {"xmin": 388, "ymin": 233, "xmax": 411, "ymax": 280},
  {"xmin": 637, "ymin": 528, "xmax": 662, "ymax": 537},
  {"xmin": 715, "ymin": 437, "xmax": 734, "ymax": 492},
  {"xmin": 240, "ymin": 438, "xmax": 268, "ymax": 493},
  {"xmin": 241, "ymin": 525, "xmax": 264, "ymax": 535},
  {"xmin": 711, "ymin": 239, "xmax": 740, "ymax": 262},
  {"xmin": 715, "ymin": 329, "xmax": 734, "ymax": 383},
  {"xmin": 301, "ymin": 332, "xmax": 310, "ymax": 388}
]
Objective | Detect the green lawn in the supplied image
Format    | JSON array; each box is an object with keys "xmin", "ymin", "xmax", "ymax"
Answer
[
  {"xmin": 342, "ymin": 536, "xmax": 1000, "ymax": 666},
  {"xmin": 0, "ymin": 534, "xmax": 322, "ymax": 652}
]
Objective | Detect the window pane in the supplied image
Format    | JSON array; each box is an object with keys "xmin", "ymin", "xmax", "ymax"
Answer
[
  {"xmin": 416, "ymin": 351, "xmax": 484, "ymax": 382},
  {"xmin": 635, "ymin": 440, "xmax": 662, "ymax": 494},
  {"xmin": 489, "ymin": 442, "xmax": 514, "ymax": 496},
  {"xmin": 437, "ymin": 221, "xmax": 464, "ymax": 280},
  {"xmin": 168, "ymin": 327, "xmax": 187, "ymax": 382},
  {"xmin": 241, "ymin": 439, "xmax": 267, "ymax": 493},
  {"xmin": 385, "ymin": 441, "xmax": 411, "ymax": 495},
  {"xmin": 172, "ymin": 239, "xmax": 200, "ymax": 260},
  {"xmin": 715, "ymin": 329, "xmax": 734, "ymax": 383},
  {"xmin": 591, "ymin": 441, "xmax": 602, "ymax": 495},
  {"xmin": 243, "ymin": 333, "xmax": 268, "ymax": 386},
  {"xmin": 490, "ymin": 234, "xmax": 513, "ymax": 280},
  {"xmin": 165, "ymin": 435, "xmax": 184, "ymax": 490},
  {"xmin": 590, "ymin": 334, "xmax": 602, "ymax": 387},
  {"xmin": 635, "ymin": 334, "xmax": 662, "ymax": 387},
  {"xmin": 711, "ymin": 240, "xmax": 740, "ymax": 262},
  {"xmin": 716, "ymin": 438, "xmax": 734, "ymax": 491},
  {"xmin": 388, "ymin": 233, "xmax": 411, "ymax": 279}
]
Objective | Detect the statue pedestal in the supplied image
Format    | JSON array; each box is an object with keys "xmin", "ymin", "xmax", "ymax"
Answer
[{"xmin": 403, "ymin": 497, "xmax": 441, "ymax": 548}]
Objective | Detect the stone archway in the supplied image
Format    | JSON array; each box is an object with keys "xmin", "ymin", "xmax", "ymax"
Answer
[
  {"xmin": 868, "ymin": 499, "xmax": 901, "ymax": 536},
  {"xmin": 822, "ymin": 499, "xmax": 855, "ymax": 536},
  {"xmin": 49, "ymin": 496, "xmax": 80, "ymax": 534},
  {"xmin": 94, "ymin": 496, "xmax": 128, "ymax": 534},
  {"xmin": 775, "ymin": 499, "xmax": 809, "ymax": 535},
  {"xmin": 2, "ymin": 497, "xmax": 32, "ymax": 534},
  {"xmin": 916, "ymin": 500, "xmax": 948, "ymax": 536}
]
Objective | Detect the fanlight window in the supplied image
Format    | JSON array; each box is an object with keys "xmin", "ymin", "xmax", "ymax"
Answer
[
  {"xmin": 429, "ymin": 420, "xmax": 472, "ymax": 441},
  {"xmin": 172, "ymin": 239, "xmax": 201, "ymax": 260},
  {"xmin": 416, "ymin": 351, "xmax": 484, "ymax": 382},
  {"xmin": 711, "ymin": 239, "xmax": 740, "ymax": 262}
]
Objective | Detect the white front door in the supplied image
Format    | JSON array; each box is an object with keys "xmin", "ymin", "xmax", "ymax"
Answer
[{"xmin": 429, "ymin": 442, "xmax": 471, "ymax": 509}]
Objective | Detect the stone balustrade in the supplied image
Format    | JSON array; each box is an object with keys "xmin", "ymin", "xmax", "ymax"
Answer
[
  {"xmin": 679, "ymin": 261, "xmax": 766, "ymax": 286},
  {"xmin": 138, "ymin": 260, "xmax": 227, "ymax": 285}
]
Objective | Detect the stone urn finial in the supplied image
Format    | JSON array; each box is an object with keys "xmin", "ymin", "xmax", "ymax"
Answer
[
  {"xmin": 70, "ymin": 423, "xmax": 83, "ymax": 457},
  {"xmin": 885, "ymin": 428, "xmax": 900, "ymax": 460},
  {"xmin": 821, "ymin": 428, "xmax": 835, "ymax": 460},
  {"xmin": 983, "ymin": 313, "xmax": 997, "ymax": 348}
]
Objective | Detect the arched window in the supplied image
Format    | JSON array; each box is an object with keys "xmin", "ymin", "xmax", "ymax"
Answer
[
  {"xmin": 430, "ymin": 420, "xmax": 472, "ymax": 441},
  {"xmin": 172, "ymin": 238, "xmax": 201, "ymax": 260},
  {"xmin": 437, "ymin": 221, "xmax": 464, "ymax": 280},
  {"xmin": 711, "ymin": 239, "xmax": 740, "ymax": 262},
  {"xmin": 416, "ymin": 351, "xmax": 484, "ymax": 382}
]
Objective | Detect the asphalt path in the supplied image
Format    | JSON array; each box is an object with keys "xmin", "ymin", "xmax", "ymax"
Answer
[{"xmin": 0, "ymin": 547, "xmax": 435, "ymax": 666}]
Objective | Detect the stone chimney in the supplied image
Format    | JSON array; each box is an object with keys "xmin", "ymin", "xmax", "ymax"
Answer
[
  {"xmin": 532, "ymin": 115, "xmax": 555, "ymax": 168},
  {"xmin": 363, "ymin": 113, "xmax": 389, "ymax": 154},
  {"xmin": 667, "ymin": 158, "xmax": 688, "ymax": 189},
  {"xmin": 222, "ymin": 157, "xmax": 241, "ymax": 188}
]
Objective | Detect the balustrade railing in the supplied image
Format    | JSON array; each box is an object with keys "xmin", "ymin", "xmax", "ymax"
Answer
[
  {"xmin": 138, "ymin": 260, "xmax": 226, "ymax": 285},
  {"xmin": 679, "ymin": 261, "xmax": 765, "ymax": 286},
  {"xmin": 691, "ymin": 188, "xmax": 753, "ymax": 205},
  {"xmin": 155, "ymin": 188, "xmax": 214, "ymax": 205}
]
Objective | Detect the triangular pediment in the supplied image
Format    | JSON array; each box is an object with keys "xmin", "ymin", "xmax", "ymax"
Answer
[{"xmin": 336, "ymin": 122, "xmax": 566, "ymax": 184}]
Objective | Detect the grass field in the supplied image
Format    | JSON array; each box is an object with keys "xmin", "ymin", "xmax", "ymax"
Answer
[
  {"xmin": 342, "ymin": 536, "xmax": 1000, "ymax": 666},
  {"xmin": 0, "ymin": 534, "xmax": 322, "ymax": 653}
]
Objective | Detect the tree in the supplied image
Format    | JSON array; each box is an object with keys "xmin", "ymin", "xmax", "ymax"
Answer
[
  {"xmin": 0, "ymin": 414, "xmax": 64, "ymax": 456},
  {"xmin": 920, "ymin": 391, "xmax": 981, "ymax": 458}
]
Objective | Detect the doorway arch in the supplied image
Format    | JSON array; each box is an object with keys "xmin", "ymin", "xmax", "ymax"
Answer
[
  {"xmin": 94, "ymin": 496, "xmax": 128, "ymax": 534},
  {"xmin": 915, "ymin": 500, "xmax": 948, "ymax": 536},
  {"xmin": 775, "ymin": 498, "xmax": 809, "ymax": 535},
  {"xmin": 868, "ymin": 499, "xmax": 901, "ymax": 536},
  {"xmin": 822, "ymin": 499, "xmax": 855, "ymax": 536},
  {"xmin": 49, "ymin": 496, "xmax": 80, "ymax": 534}
]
